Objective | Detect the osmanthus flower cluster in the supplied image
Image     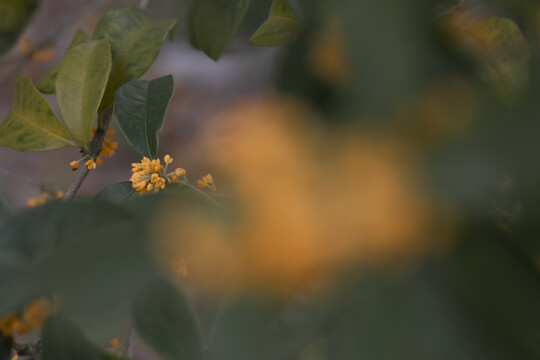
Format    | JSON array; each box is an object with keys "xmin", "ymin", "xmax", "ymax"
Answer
[
  {"xmin": 130, "ymin": 154, "xmax": 217, "ymax": 194},
  {"xmin": 0, "ymin": 298, "xmax": 55, "ymax": 337},
  {"xmin": 69, "ymin": 128, "xmax": 118, "ymax": 171},
  {"xmin": 130, "ymin": 154, "xmax": 187, "ymax": 193}
]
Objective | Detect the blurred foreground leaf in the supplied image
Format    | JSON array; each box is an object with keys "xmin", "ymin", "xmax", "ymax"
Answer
[
  {"xmin": 0, "ymin": 201, "xmax": 155, "ymax": 330},
  {"xmin": 95, "ymin": 182, "xmax": 135, "ymax": 202},
  {"xmin": 249, "ymin": 0, "xmax": 302, "ymax": 47},
  {"xmin": 114, "ymin": 75, "xmax": 174, "ymax": 159},
  {"xmin": 340, "ymin": 0, "xmax": 430, "ymax": 114},
  {"xmin": 189, "ymin": 0, "xmax": 250, "ymax": 60},
  {"xmin": 132, "ymin": 276, "xmax": 204, "ymax": 360},
  {"xmin": 42, "ymin": 315, "xmax": 101, "ymax": 360},
  {"xmin": 0, "ymin": 335, "xmax": 11, "ymax": 360},
  {"xmin": 206, "ymin": 281, "xmax": 337, "ymax": 360}
]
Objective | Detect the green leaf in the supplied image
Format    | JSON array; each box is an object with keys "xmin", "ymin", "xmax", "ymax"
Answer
[
  {"xmin": 0, "ymin": 201, "xmax": 133, "ymax": 264},
  {"xmin": 341, "ymin": 0, "xmax": 429, "ymax": 114},
  {"xmin": 56, "ymin": 39, "xmax": 112, "ymax": 146},
  {"xmin": 249, "ymin": 0, "xmax": 302, "ymax": 47},
  {"xmin": 166, "ymin": 182, "xmax": 219, "ymax": 207},
  {"xmin": 100, "ymin": 352, "xmax": 130, "ymax": 360},
  {"xmin": 189, "ymin": 0, "xmax": 250, "ymax": 60},
  {"xmin": 0, "ymin": 334, "xmax": 12, "ymax": 360},
  {"xmin": 95, "ymin": 182, "xmax": 135, "ymax": 202},
  {"xmin": 92, "ymin": 6, "xmax": 178, "ymax": 111},
  {"xmin": 206, "ymin": 282, "xmax": 337, "ymax": 360},
  {"xmin": 132, "ymin": 276, "xmax": 204, "ymax": 360},
  {"xmin": 42, "ymin": 315, "xmax": 101, "ymax": 360},
  {"xmin": 0, "ymin": 201, "xmax": 154, "ymax": 324},
  {"xmin": 0, "ymin": 0, "xmax": 38, "ymax": 56},
  {"xmin": 114, "ymin": 74, "xmax": 174, "ymax": 158},
  {"xmin": 0, "ymin": 77, "xmax": 73, "ymax": 151},
  {"xmin": 36, "ymin": 29, "xmax": 89, "ymax": 94},
  {"xmin": 454, "ymin": 16, "xmax": 531, "ymax": 99}
]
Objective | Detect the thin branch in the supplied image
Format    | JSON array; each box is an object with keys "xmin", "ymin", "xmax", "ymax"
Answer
[
  {"xmin": 0, "ymin": 167, "xmax": 55, "ymax": 192},
  {"xmin": 63, "ymin": 108, "xmax": 113, "ymax": 200}
]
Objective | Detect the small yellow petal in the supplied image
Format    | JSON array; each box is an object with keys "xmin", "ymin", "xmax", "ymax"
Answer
[
  {"xmin": 174, "ymin": 168, "xmax": 186, "ymax": 177},
  {"xmin": 202, "ymin": 173, "xmax": 213, "ymax": 184}
]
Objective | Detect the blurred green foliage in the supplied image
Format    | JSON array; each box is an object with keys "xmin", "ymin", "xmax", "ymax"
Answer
[{"xmin": 0, "ymin": 0, "xmax": 38, "ymax": 56}]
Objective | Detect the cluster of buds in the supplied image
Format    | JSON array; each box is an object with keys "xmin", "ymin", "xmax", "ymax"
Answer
[
  {"xmin": 197, "ymin": 173, "xmax": 217, "ymax": 192},
  {"xmin": 130, "ymin": 155, "xmax": 187, "ymax": 194},
  {"xmin": 0, "ymin": 298, "xmax": 55, "ymax": 337},
  {"xmin": 69, "ymin": 128, "xmax": 118, "ymax": 171},
  {"xmin": 26, "ymin": 190, "xmax": 64, "ymax": 207}
]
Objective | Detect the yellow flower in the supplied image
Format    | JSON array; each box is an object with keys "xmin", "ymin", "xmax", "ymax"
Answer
[
  {"xmin": 151, "ymin": 159, "xmax": 163, "ymax": 172},
  {"xmin": 155, "ymin": 177, "xmax": 166, "ymax": 189},
  {"xmin": 197, "ymin": 173, "xmax": 216, "ymax": 191},
  {"xmin": 23, "ymin": 298, "xmax": 54, "ymax": 330},
  {"xmin": 91, "ymin": 127, "xmax": 119, "ymax": 166},
  {"xmin": 164, "ymin": 154, "xmax": 173, "ymax": 164},
  {"xmin": 11, "ymin": 319, "xmax": 30, "ymax": 334},
  {"xmin": 107, "ymin": 337, "xmax": 123, "ymax": 355},
  {"xmin": 0, "ymin": 298, "xmax": 54, "ymax": 336},
  {"xmin": 0, "ymin": 313, "xmax": 17, "ymax": 336},
  {"xmin": 69, "ymin": 161, "xmax": 79, "ymax": 171},
  {"xmin": 26, "ymin": 198, "xmax": 38, "ymax": 208},
  {"xmin": 174, "ymin": 168, "xmax": 186, "ymax": 177},
  {"xmin": 134, "ymin": 181, "xmax": 147, "ymax": 192},
  {"xmin": 202, "ymin": 174, "xmax": 213, "ymax": 184},
  {"xmin": 85, "ymin": 159, "xmax": 97, "ymax": 170},
  {"xmin": 197, "ymin": 179, "xmax": 207, "ymax": 189}
]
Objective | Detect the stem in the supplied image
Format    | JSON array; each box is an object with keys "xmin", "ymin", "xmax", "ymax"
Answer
[
  {"xmin": 13, "ymin": 341, "xmax": 41, "ymax": 360},
  {"xmin": 0, "ymin": 168, "xmax": 55, "ymax": 193},
  {"xmin": 97, "ymin": 111, "xmax": 104, "ymax": 129},
  {"xmin": 63, "ymin": 108, "xmax": 113, "ymax": 200}
]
